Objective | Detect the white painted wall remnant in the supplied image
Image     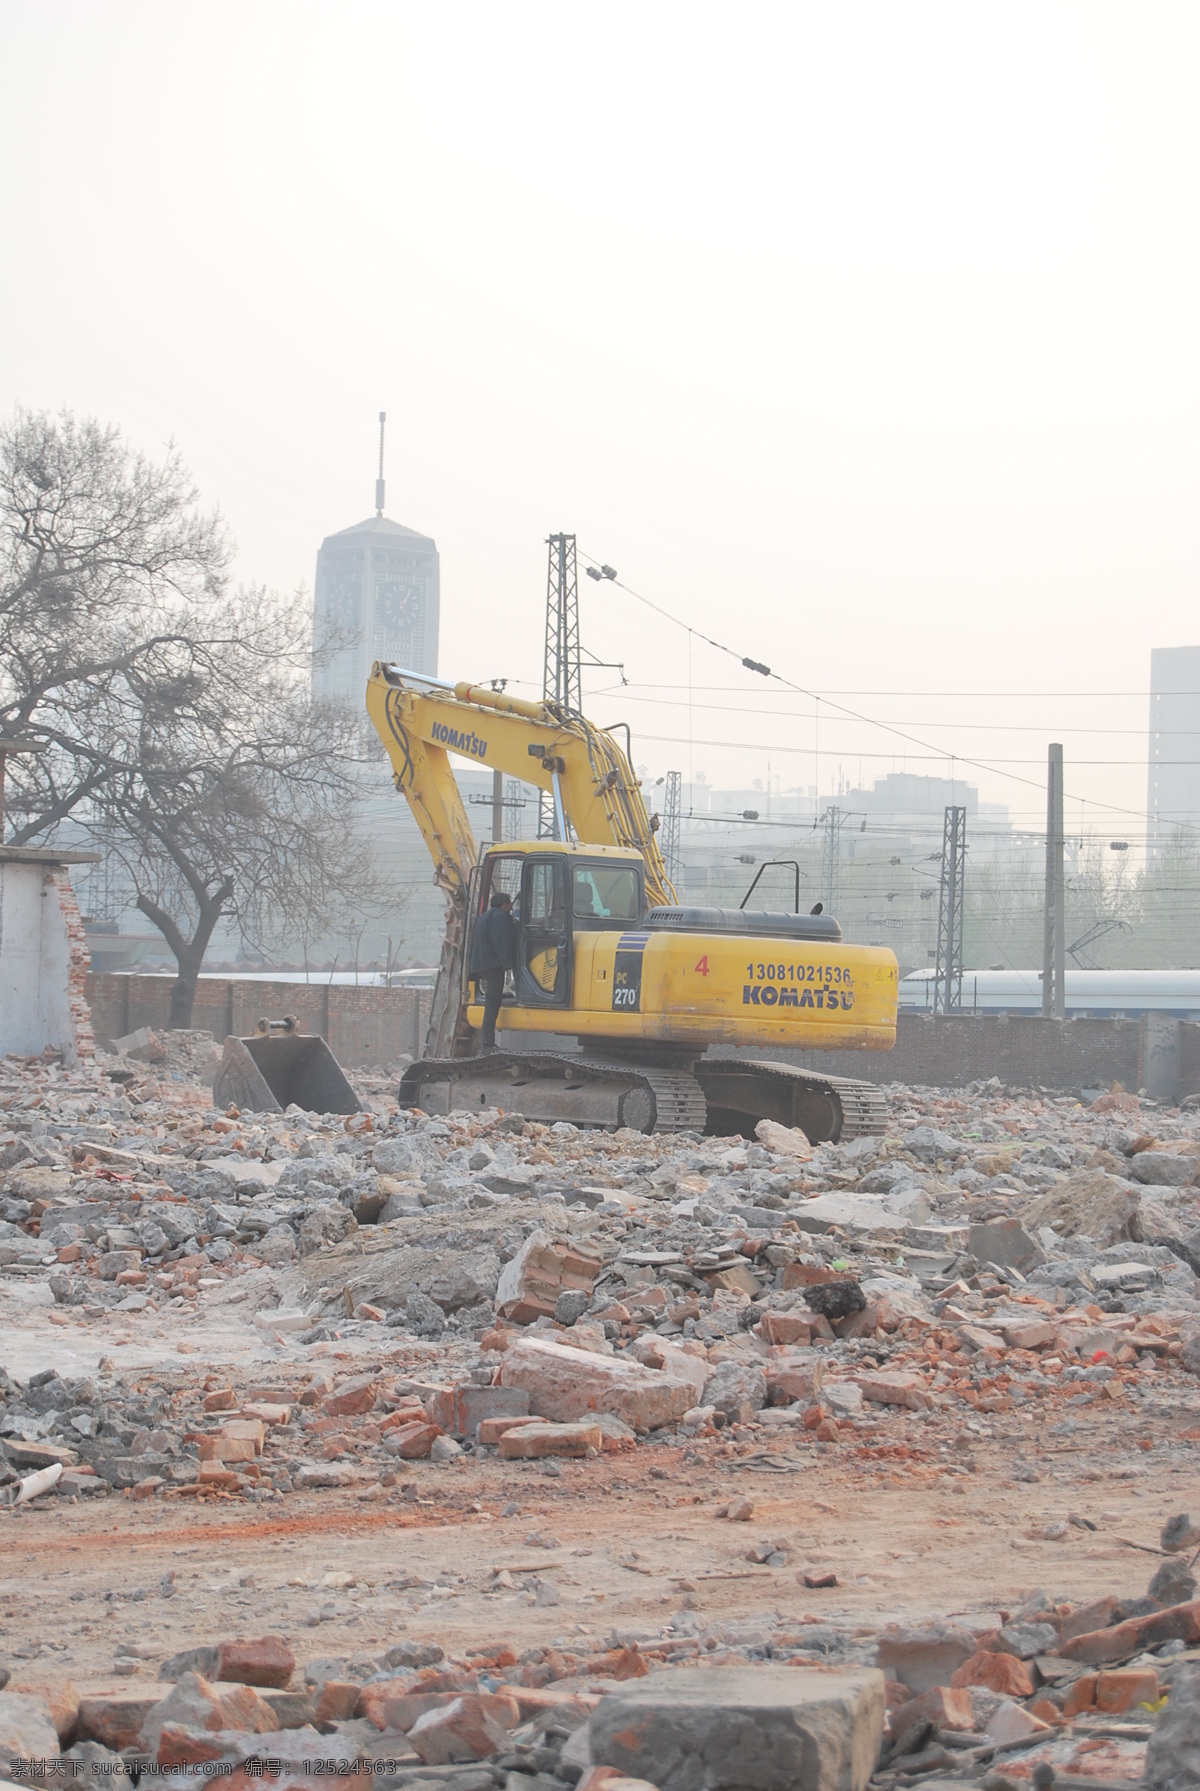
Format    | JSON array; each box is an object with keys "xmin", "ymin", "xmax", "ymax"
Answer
[{"xmin": 0, "ymin": 851, "xmax": 95, "ymax": 1064}]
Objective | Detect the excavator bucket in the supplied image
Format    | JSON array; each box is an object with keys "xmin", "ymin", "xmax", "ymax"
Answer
[{"xmin": 212, "ymin": 1017, "xmax": 362, "ymax": 1116}]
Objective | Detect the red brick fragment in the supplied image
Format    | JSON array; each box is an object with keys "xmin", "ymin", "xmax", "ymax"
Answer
[
  {"xmin": 950, "ymin": 1650, "xmax": 1035, "ymax": 1698},
  {"xmin": 215, "ymin": 1635, "xmax": 295, "ymax": 1689},
  {"xmin": 1062, "ymin": 1675, "xmax": 1097, "ymax": 1718},
  {"xmin": 1060, "ymin": 1598, "xmax": 1200, "ymax": 1666},
  {"xmin": 75, "ymin": 1694, "xmax": 161, "ymax": 1750},
  {"xmin": 313, "ymin": 1682, "xmax": 361, "ymax": 1723},
  {"xmin": 889, "ymin": 1684, "xmax": 974, "ymax": 1742},
  {"xmin": 388, "ymin": 1420, "xmax": 443, "ymax": 1459},
  {"xmin": 1096, "ymin": 1667, "xmax": 1159, "ymax": 1712},
  {"xmin": 323, "ymin": 1377, "xmax": 377, "ymax": 1417}
]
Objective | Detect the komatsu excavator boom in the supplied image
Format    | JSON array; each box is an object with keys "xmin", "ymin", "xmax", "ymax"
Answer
[{"xmin": 365, "ymin": 664, "xmax": 898, "ymax": 1140}]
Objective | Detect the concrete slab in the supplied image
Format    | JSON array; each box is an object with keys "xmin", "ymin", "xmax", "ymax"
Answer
[{"xmin": 588, "ymin": 1664, "xmax": 885, "ymax": 1791}]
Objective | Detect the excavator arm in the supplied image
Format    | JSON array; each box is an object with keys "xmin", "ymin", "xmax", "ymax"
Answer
[{"xmin": 364, "ymin": 665, "xmax": 676, "ymax": 905}]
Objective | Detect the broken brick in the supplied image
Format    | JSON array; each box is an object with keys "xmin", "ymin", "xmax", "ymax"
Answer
[
  {"xmin": 1095, "ymin": 1667, "xmax": 1159, "ymax": 1713},
  {"xmin": 385, "ymin": 1420, "xmax": 444, "ymax": 1459},
  {"xmin": 216, "ymin": 1636, "xmax": 295, "ymax": 1689},
  {"xmin": 853, "ymin": 1370, "xmax": 929, "ymax": 1411},
  {"xmin": 497, "ymin": 1335, "xmax": 695, "ymax": 1431},
  {"xmin": 1060, "ymin": 1598, "xmax": 1200, "ymax": 1666},
  {"xmin": 494, "ymin": 1230, "xmax": 601, "ymax": 1326},
  {"xmin": 888, "ymin": 1684, "xmax": 974, "ymax": 1742},
  {"xmin": 407, "ymin": 1693, "xmax": 511, "ymax": 1763},
  {"xmin": 76, "ymin": 1693, "xmax": 162, "ymax": 1750},
  {"xmin": 323, "ymin": 1377, "xmax": 378, "ymax": 1417},
  {"xmin": 312, "ymin": 1683, "xmax": 361, "ymax": 1724},
  {"xmin": 497, "ymin": 1419, "xmax": 602, "ymax": 1459},
  {"xmin": 478, "ymin": 1414, "xmax": 542, "ymax": 1446},
  {"xmin": 950, "ymin": 1650, "xmax": 1035, "ymax": 1698}
]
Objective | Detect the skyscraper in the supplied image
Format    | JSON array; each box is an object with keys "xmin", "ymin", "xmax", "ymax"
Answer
[
  {"xmin": 312, "ymin": 416, "xmax": 439, "ymax": 701},
  {"xmin": 1147, "ymin": 645, "xmax": 1200, "ymax": 852}
]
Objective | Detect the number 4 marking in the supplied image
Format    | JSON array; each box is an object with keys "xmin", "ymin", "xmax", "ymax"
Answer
[{"xmin": 694, "ymin": 955, "xmax": 710, "ymax": 976}]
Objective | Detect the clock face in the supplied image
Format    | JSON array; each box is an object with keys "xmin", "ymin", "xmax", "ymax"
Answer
[{"xmin": 374, "ymin": 580, "xmax": 420, "ymax": 630}]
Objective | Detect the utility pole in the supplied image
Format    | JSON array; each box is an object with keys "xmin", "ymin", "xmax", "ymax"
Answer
[
  {"xmin": 503, "ymin": 778, "xmax": 524, "ymax": 841},
  {"xmin": 491, "ymin": 768, "xmax": 504, "ymax": 844},
  {"xmin": 660, "ymin": 771, "xmax": 682, "ymax": 891},
  {"xmin": 469, "ymin": 779, "xmax": 525, "ymax": 838},
  {"xmin": 1042, "ymin": 742, "xmax": 1066, "ymax": 1019},
  {"xmin": 820, "ymin": 806, "xmax": 843, "ymax": 914},
  {"xmin": 539, "ymin": 532, "xmax": 581, "ymax": 837},
  {"xmin": 933, "ymin": 805, "xmax": 967, "ymax": 1014}
]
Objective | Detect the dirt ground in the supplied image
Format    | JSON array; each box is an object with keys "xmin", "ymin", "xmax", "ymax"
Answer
[{"xmin": 2, "ymin": 1408, "xmax": 1189, "ymax": 1691}]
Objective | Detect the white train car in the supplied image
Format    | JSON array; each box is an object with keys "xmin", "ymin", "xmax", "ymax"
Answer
[{"xmin": 900, "ymin": 968, "xmax": 1200, "ymax": 1019}]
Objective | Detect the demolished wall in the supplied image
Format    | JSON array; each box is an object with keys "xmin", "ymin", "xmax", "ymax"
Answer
[{"xmin": 0, "ymin": 850, "xmax": 94, "ymax": 1065}]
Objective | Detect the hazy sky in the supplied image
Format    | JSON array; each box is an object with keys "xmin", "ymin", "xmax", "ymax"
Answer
[{"xmin": 2, "ymin": 2, "xmax": 1198, "ymax": 839}]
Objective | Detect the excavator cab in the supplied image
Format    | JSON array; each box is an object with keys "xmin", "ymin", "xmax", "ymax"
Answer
[{"xmin": 467, "ymin": 843, "xmax": 648, "ymax": 1017}]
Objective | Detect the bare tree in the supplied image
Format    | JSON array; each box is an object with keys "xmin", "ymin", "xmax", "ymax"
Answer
[
  {"xmin": 0, "ymin": 409, "xmax": 388, "ymax": 1023},
  {"xmin": 91, "ymin": 584, "xmax": 387, "ymax": 1025},
  {"xmin": 0, "ymin": 408, "xmax": 232, "ymax": 840}
]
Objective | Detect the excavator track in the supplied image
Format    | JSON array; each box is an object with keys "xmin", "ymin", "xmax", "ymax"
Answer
[
  {"xmin": 694, "ymin": 1057, "xmax": 889, "ymax": 1144},
  {"xmin": 399, "ymin": 1051, "xmax": 708, "ymax": 1135},
  {"xmin": 399, "ymin": 1050, "xmax": 885, "ymax": 1141}
]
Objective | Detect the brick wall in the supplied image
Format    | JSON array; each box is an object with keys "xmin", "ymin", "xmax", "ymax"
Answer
[
  {"xmin": 82, "ymin": 982, "xmax": 1200, "ymax": 1095},
  {"xmin": 51, "ymin": 869, "xmax": 95, "ymax": 1060},
  {"xmin": 712, "ymin": 1012, "xmax": 1200, "ymax": 1098},
  {"xmin": 86, "ymin": 974, "xmax": 433, "ymax": 1068}
]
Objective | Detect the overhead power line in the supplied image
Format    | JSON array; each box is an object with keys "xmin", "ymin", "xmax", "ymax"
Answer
[{"xmin": 577, "ymin": 550, "xmax": 1154, "ymax": 824}]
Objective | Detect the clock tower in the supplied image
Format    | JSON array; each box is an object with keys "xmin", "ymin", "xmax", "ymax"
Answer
[{"xmin": 311, "ymin": 416, "xmax": 440, "ymax": 700}]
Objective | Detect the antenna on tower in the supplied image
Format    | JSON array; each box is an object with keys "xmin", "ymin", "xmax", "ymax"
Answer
[{"xmin": 375, "ymin": 411, "xmax": 386, "ymax": 517}]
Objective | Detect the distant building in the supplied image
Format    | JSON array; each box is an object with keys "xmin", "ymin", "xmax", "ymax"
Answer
[
  {"xmin": 1147, "ymin": 645, "xmax": 1200, "ymax": 853},
  {"xmin": 312, "ymin": 497, "xmax": 439, "ymax": 702}
]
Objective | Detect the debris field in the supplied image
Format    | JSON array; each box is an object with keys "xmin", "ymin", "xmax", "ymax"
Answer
[{"xmin": 3, "ymin": 1029, "xmax": 1200, "ymax": 1789}]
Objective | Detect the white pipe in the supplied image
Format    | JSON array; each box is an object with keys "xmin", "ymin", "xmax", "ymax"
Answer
[{"xmin": 15, "ymin": 1461, "xmax": 62, "ymax": 1504}]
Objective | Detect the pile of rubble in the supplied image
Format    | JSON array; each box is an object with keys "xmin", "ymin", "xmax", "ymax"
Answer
[
  {"xmin": 4, "ymin": 1530, "xmax": 1200, "ymax": 1787},
  {"xmin": 3, "ymin": 1042, "xmax": 1200, "ymax": 1503},
  {"xmin": 6, "ymin": 1037, "xmax": 1200, "ymax": 1784}
]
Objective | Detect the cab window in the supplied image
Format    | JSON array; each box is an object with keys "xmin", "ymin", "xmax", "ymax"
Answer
[
  {"xmin": 571, "ymin": 864, "xmax": 641, "ymax": 924},
  {"xmin": 528, "ymin": 860, "xmax": 566, "ymax": 927},
  {"xmin": 481, "ymin": 855, "xmax": 522, "ymax": 911}
]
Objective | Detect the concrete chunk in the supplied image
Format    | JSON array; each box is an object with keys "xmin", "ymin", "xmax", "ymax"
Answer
[
  {"xmin": 853, "ymin": 1370, "xmax": 928, "ymax": 1411},
  {"xmin": 0, "ymin": 1693, "xmax": 61, "ymax": 1778},
  {"xmin": 588, "ymin": 1664, "xmax": 885, "ymax": 1791},
  {"xmin": 1132, "ymin": 1148, "xmax": 1198, "ymax": 1186},
  {"xmin": 497, "ymin": 1336, "xmax": 695, "ymax": 1432},
  {"xmin": 1144, "ymin": 1664, "xmax": 1200, "ymax": 1788},
  {"xmin": 875, "ymin": 1624, "xmax": 977, "ymax": 1693},
  {"xmin": 968, "ymin": 1218, "xmax": 1044, "ymax": 1272}
]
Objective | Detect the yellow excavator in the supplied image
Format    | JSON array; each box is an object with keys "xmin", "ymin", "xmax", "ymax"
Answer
[{"xmin": 365, "ymin": 664, "xmax": 898, "ymax": 1139}]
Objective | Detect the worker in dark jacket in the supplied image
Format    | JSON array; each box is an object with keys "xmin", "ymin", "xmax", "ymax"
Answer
[{"xmin": 469, "ymin": 891, "xmax": 518, "ymax": 1050}]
